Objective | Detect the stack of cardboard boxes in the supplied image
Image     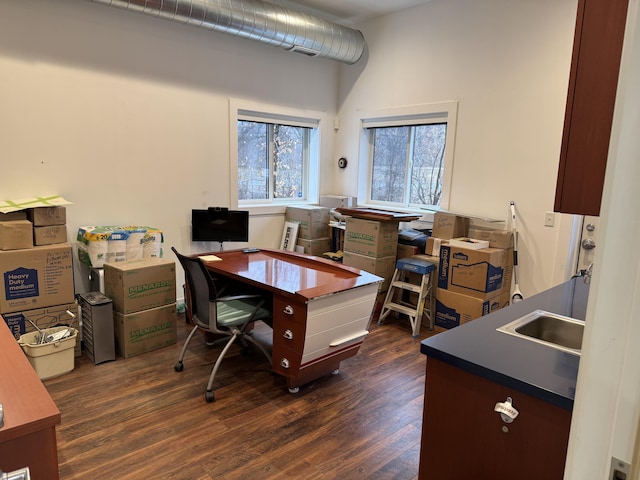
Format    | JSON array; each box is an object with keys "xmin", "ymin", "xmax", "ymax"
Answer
[
  {"xmin": 285, "ymin": 206, "xmax": 332, "ymax": 256},
  {"xmin": 104, "ymin": 258, "xmax": 177, "ymax": 358},
  {"xmin": 0, "ymin": 206, "xmax": 78, "ymax": 357},
  {"xmin": 342, "ymin": 217, "xmax": 399, "ymax": 291},
  {"xmin": 430, "ymin": 212, "xmax": 513, "ymax": 329}
]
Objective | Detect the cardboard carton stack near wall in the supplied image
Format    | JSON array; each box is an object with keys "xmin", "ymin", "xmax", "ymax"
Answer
[
  {"xmin": 285, "ymin": 206, "xmax": 332, "ymax": 256},
  {"xmin": 104, "ymin": 258, "xmax": 177, "ymax": 358},
  {"xmin": 342, "ymin": 217, "xmax": 399, "ymax": 291},
  {"xmin": 0, "ymin": 207, "xmax": 81, "ymax": 361},
  {"xmin": 430, "ymin": 212, "xmax": 513, "ymax": 329}
]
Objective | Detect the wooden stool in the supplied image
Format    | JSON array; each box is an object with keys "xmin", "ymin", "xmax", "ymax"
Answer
[{"xmin": 378, "ymin": 257, "xmax": 436, "ymax": 337}]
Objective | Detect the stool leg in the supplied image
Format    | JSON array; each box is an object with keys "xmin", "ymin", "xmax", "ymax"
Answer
[{"xmin": 378, "ymin": 268, "xmax": 400, "ymax": 324}]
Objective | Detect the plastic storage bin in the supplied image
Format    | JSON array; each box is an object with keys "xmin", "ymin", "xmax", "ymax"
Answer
[{"xmin": 18, "ymin": 326, "xmax": 78, "ymax": 380}]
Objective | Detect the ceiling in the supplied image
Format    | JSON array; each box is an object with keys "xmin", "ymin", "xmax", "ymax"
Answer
[{"xmin": 282, "ymin": 0, "xmax": 434, "ymax": 25}]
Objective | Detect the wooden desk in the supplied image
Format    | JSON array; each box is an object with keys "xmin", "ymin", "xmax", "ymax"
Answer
[
  {"xmin": 0, "ymin": 321, "xmax": 61, "ymax": 479},
  {"xmin": 200, "ymin": 249, "xmax": 383, "ymax": 391}
]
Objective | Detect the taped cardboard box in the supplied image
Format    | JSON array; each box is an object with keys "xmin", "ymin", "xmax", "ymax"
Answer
[
  {"xmin": 343, "ymin": 218, "xmax": 399, "ymax": 258},
  {"xmin": 0, "ymin": 220, "xmax": 33, "ymax": 250},
  {"xmin": 432, "ymin": 212, "xmax": 469, "ymax": 239},
  {"xmin": 114, "ymin": 303, "xmax": 177, "ymax": 358},
  {"xmin": 0, "ymin": 243, "xmax": 75, "ymax": 314},
  {"xmin": 27, "ymin": 206, "xmax": 66, "ymax": 226},
  {"xmin": 435, "ymin": 289, "xmax": 510, "ymax": 329},
  {"xmin": 468, "ymin": 226, "xmax": 514, "ymax": 249},
  {"xmin": 0, "ymin": 212, "xmax": 27, "ymax": 221},
  {"xmin": 34, "ymin": 225, "xmax": 67, "ymax": 246},
  {"xmin": 343, "ymin": 251, "xmax": 396, "ymax": 291},
  {"xmin": 437, "ymin": 244, "xmax": 509, "ymax": 300},
  {"xmin": 285, "ymin": 206, "xmax": 330, "ymax": 240},
  {"xmin": 104, "ymin": 257, "xmax": 176, "ymax": 314},
  {"xmin": 296, "ymin": 237, "xmax": 331, "ymax": 256}
]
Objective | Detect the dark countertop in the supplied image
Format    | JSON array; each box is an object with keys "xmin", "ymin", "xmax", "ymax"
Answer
[{"xmin": 421, "ymin": 278, "xmax": 590, "ymax": 411}]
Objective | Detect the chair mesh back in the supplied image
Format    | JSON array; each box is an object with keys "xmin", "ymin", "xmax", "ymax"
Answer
[{"xmin": 173, "ymin": 248, "xmax": 217, "ymax": 330}]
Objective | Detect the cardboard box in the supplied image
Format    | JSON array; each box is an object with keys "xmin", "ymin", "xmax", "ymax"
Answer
[
  {"xmin": 396, "ymin": 243, "xmax": 419, "ymax": 259},
  {"xmin": 425, "ymin": 237, "xmax": 447, "ymax": 257},
  {"xmin": 27, "ymin": 206, "xmax": 66, "ymax": 226},
  {"xmin": 435, "ymin": 289, "xmax": 510, "ymax": 329},
  {"xmin": 285, "ymin": 206, "xmax": 330, "ymax": 240},
  {"xmin": 448, "ymin": 237, "xmax": 490, "ymax": 250},
  {"xmin": 34, "ymin": 225, "xmax": 68, "ymax": 246},
  {"xmin": 296, "ymin": 237, "xmax": 331, "ymax": 256},
  {"xmin": 104, "ymin": 258, "xmax": 176, "ymax": 314},
  {"xmin": 2, "ymin": 301, "xmax": 78, "ymax": 340},
  {"xmin": 437, "ymin": 244, "xmax": 509, "ymax": 299},
  {"xmin": 468, "ymin": 226, "xmax": 514, "ymax": 249},
  {"xmin": 319, "ymin": 195, "xmax": 357, "ymax": 209},
  {"xmin": 343, "ymin": 251, "xmax": 396, "ymax": 291},
  {"xmin": 114, "ymin": 303, "xmax": 177, "ymax": 358},
  {"xmin": 0, "ymin": 211, "xmax": 27, "ymax": 221},
  {"xmin": 0, "ymin": 220, "xmax": 33, "ymax": 250},
  {"xmin": 0, "ymin": 243, "xmax": 75, "ymax": 314},
  {"xmin": 343, "ymin": 218, "xmax": 399, "ymax": 258},
  {"xmin": 432, "ymin": 212, "xmax": 469, "ymax": 239}
]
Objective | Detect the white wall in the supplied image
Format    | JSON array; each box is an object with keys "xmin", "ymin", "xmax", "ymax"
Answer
[
  {"xmin": 335, "ymin": 0, "xmax": 579, "ymax": 296},
  {"xmin": 0, "ymin": 0, "xmax": 339, "ymax": 294}
]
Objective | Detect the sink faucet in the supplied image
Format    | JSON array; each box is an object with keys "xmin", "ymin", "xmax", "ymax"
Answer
[{"xmin": 583, "ymin": 263, "xmax": 593, "ymax": 284}]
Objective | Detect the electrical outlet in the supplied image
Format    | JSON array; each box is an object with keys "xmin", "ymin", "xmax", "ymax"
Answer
[{"xmin": 544, "ymin": 211, "xmax": 556, "ymax": 227}]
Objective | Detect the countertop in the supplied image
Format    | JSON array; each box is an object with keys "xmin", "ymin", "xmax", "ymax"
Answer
[{"xmin": 421, "ymin": 278, "xmax": 590, "ymax": 411}]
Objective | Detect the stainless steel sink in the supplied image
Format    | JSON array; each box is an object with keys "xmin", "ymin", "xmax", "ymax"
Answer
[{"xmin": 497, "ymin": 310, "xmax": 584, "ymax": 355}]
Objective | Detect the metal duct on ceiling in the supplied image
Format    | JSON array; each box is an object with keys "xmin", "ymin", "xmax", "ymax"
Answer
[{"xmin": 88, "ymin": 0, "xmax": 366, "ymax": 64}]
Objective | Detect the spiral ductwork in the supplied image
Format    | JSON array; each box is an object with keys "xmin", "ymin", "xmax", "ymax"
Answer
[{"xmin": 88, "ymin": 0, "xmax": 366, "ymax": 64}]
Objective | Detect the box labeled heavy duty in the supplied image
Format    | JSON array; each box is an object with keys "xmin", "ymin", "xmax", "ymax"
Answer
[
  {"xmin": 343, "ymin": 251, "xmax": 396, "ymax": 291},
  {"xmin": 285, "ymin": 206, "xmax": 330, "ymax": 240},
  {"xmin": 18, "ymin": 326, "xmax": 78, "ymax": 380},
  {"xmin": 343, "ymin": 218, "xmax": 399, "ymax": 258},
  {"xmin": 104, "ymin": 258, "xmax": 176, "ymax": 314},
  {"xmin": 432, "ymin": 212, "xmax": 469, "ymax": 239},
  {"xmin": 0, "ymin": 220, "xmax": 33, "ymax": 250},
  {"xmin": 437, "ymin": 244, "xmax": 509, "ymax": 299},
  {"xmin": 2, "ymin": 301, "xmax": 78, "ymax": 340},
  {"xmin": 0, "ymin": 243, "xmax": 75, "ymax": 314},
  {"xmin": 114, "ymin": 303, "xmax": 177, "ymax": 358},
  {"xmin": 435, "ymin": 289, "xmax": 510, "ymax": 329}
]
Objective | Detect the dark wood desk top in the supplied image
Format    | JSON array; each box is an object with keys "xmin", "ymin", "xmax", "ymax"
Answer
[
  {"xmin": 199, "ymin": 249, "xmax": 382, "ymax": 300},
  {"xmin": 0, "ymin": 321, "xmax": 61, "ymax": 443}
]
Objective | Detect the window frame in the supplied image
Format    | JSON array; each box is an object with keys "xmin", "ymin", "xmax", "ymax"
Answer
[
  {"xmin": 358, "ymin": 101, "xmax": 458, "ymax": 212},
  {"xmin": 230, "ymin": 98, "xmax": 326, "ymax": 209}
]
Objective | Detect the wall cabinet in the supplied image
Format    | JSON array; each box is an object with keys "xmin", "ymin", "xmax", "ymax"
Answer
[
  {"xmin": 418, "ymin": 358, "xmax": 571, "ymax": 480},
  {"xmin": 554, "ymin": 0, "xmax": 629, "ymax": 216}
]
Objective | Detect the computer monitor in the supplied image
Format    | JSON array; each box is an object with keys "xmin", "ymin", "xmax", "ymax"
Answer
[{"xmin": 191, "ymin": 208, "xmax": 249, "ymax": 245}]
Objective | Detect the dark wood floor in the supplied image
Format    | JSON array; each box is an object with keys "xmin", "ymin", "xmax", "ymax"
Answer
[{"xmin": 44, "ymin": 308, "xmax": 443, "ymax": 480}]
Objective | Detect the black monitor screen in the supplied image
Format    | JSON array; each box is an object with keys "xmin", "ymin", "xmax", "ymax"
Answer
[{"xmin": 191, "ymin": 209, "xmax": 249, "ymax": 243}]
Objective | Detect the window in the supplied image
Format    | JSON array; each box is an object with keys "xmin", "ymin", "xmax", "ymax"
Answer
[
  {"xmin": 231, "ymin": 100, "xmax": 324, "ymax": 207},
  {"xmin": 360, "ymin": 102, "xmax": 457, "ymax": 210},
  {"xmin": 238, "ymin": 121, "xmax": 309, "ymax": 201}
]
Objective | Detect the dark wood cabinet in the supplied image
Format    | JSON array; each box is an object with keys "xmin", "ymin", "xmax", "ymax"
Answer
[
  {"xmin": 418, "ymin": 358, "xmax": 572, "ymax": 480},
  {"xmin": 554, "ymin": 0, "xmax": 629, "ymax": 216}
]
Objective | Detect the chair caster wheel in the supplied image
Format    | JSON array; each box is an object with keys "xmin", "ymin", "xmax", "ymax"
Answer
[
  {"xmin": 174, "ymin": 362, "xmax": 184, "ymax": 372},
  {"xmin": 331, "ymin": 369, "xmax": 340, "ymax": 375},
  {"xmin": 288, "ymin": 387, "xmax": 300, "ymax": 394},
  {"xmin": 205, "ymin": 391, "xmax": 215, "ymax": 403}
]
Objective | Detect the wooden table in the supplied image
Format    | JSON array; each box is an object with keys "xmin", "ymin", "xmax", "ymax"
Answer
[
  {"xmin": 0, "ymin": 321, "xmax": 61, "ymax": 479},
  {"xmin": 200, "ymin": 249, "xmax": 383, "ymax": 391}
]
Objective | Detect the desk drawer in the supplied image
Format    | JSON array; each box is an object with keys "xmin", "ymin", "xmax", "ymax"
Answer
[
  {"xmin": 274, "ymin": 297, "xmax": 307, "ymax": 325},
  {"xmin": 272, "ymin": 343, "xmax": 302, "ymax": 377},
  {"xmin": 273, "ymin": 322, "xmax": 306, "ymax": 353}
]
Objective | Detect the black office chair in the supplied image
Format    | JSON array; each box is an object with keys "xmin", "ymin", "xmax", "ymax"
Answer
[{"xmin": 171, "ymin": 247, "xmax": 272, "ymax": 402}]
